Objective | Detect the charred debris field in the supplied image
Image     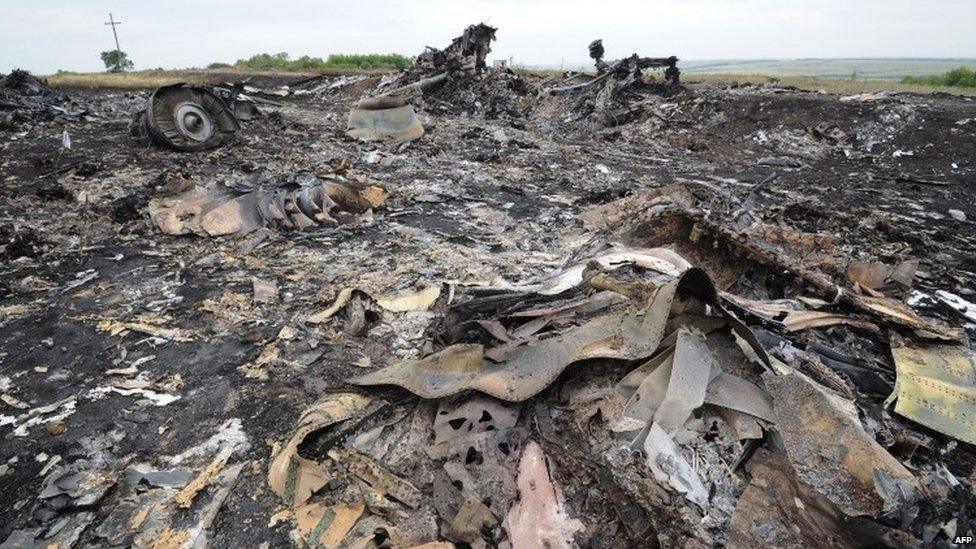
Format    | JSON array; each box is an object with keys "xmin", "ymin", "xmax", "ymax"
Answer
[{"xmin": 3, "ymin": 24, "xmax": 976, "ymax": 549}]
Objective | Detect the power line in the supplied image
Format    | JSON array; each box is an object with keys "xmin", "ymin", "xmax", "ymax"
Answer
[{"xmin": 104, "ymin": 12, "xmax": 123, "ymax": 71}]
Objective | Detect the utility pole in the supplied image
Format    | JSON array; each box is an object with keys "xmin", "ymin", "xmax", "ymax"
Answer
[{"xmin": 104, "ymin": 13, "xmax": 123, "ymax": 71}]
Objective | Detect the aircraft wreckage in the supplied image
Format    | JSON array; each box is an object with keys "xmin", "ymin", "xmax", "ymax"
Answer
[{"xmin": 2, "ymin": 21, "xmax": 976, "ymax": 549}]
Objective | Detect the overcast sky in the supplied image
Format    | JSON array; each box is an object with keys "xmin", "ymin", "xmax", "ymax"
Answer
[{"xmin": 2, "ymin": 0, "xmax": 975, "ymax": 74}]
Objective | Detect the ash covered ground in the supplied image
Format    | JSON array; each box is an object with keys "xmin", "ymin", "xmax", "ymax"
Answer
[{"xmin": 2, "ymin": 30, "xmax": 976, "ymax": 549}]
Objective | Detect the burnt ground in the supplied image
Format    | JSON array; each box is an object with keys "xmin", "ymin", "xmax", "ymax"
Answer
[{"xmin": 1, "ymin": 72, "xmax": 975, "ymax": 548}]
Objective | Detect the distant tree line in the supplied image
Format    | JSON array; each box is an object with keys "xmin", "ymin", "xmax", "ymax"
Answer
[
  {"xmin": 209, "ymin": 52, "xmax": 412, "ymax": 71},
  {"xmin": 902, "ymin": 67, "xmax": 976, "ymax": 88}
]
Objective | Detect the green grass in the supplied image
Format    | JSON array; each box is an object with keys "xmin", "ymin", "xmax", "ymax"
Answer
[{"xmin": 901, "ymin": 67, "xmax": 976, "ymax": 88}]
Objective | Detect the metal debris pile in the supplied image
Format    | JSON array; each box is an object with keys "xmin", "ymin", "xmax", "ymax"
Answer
[
  {"xmin": 543, "ymin": 39, "xmax": 681, "ymax": 127},
  {"xmin": 2, "ymin": 421, "xmax": 251, "ymax": 547},
  {"xmin": 197, "ymin": 24, "xmax": 681, "ymax": 146},
  {"xmin": 406, "ymin": 23, "xmax": 497, "ymax": 78},
  {"xmin": 0, "ymin": 70, "xmax": 53, "ymax": 101},
  {"xmin": 400, "ymin": 24, "xmax": 534, "ymax": 120},
  {"xmin": 258, "ymin": 199, "xmax": 976, "ymax": 546},
  {"xmin": 345, "ymin": 24, "xmax": 505, "ymax": 142},
  {"xmin": 416, "ymin": 68, "xmax": 534, "ymax": 121},
  {"xmin": 0, "ymin": 70, "xmax": 87, "ymax": 129}
]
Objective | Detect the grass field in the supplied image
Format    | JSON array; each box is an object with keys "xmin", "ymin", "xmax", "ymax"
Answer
[
  {"xmin": 46, "ymin": 67, "xmax": 976, "ymax": 97},
  {"xmin": 48, "ymin": 70, "xmax": 226, "ymax": 88},
  {"xmin": 684, "ymin": 73, "xmax": 976, "ymax": 96},
  {"xmin": 680, "ymin": 58, "xmax": 976, "ymax": 80},
  {"xmin": 46, "ymin": 67, "xmax": 376, "ymax": 89}
]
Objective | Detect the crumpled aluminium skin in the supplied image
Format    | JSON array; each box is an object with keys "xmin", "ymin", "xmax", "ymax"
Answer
[
  {"xmin": 766, "ymin": 369, "xmax": 918, "ymax": 516},
  {"xmin": 728, "ymin": 449, "xmax": 917, "ymax": 549},
  {"xmin": 352, "ymin": 265, "xmax": 770, "ymax": 402},
  {"xmin": 606, "ymin": 328, "xmax": 774, "ymax": 435}
]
